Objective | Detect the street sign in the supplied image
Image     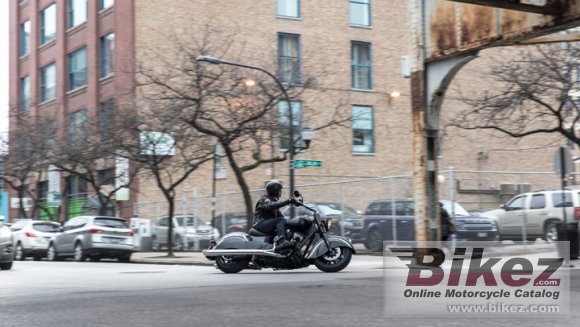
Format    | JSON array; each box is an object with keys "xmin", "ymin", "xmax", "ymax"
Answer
[{"xmin": 294, "ymin": 160, "xmax": 322, "ymax": 169}]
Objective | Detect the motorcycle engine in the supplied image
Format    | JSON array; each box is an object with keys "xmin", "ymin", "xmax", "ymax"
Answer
[{"xmin": 291, "ymin": 232, "xmax": 304, "ymax": 243}]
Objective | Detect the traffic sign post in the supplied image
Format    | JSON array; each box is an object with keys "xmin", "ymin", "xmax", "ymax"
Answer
[{"xmin": 294, "ymin": 160, "xmax": 322, "ymax": 169}]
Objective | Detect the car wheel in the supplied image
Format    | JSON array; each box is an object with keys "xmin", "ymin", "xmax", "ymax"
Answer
[
  {"xmin": 47, "ymin": 244, "xmax": 61, "ymax": 262},
  {"xmin": 365, "ymin": 228, "xmax": 383, "ymax": 252},
  {"xmin": 173, "ymin": 236, "xmax": 184, "ymax": 252},
  {"xmin": 151, "ymin": 235, "xmax": 160, "ymax": 251},
  {"xmin": 0, "ymin": 262, "xmax": 13, "ymax": 270},
  {"xmin": 73, "ymin": 243, "xmax": 87, "ymax": 262},
  {"xmin": 14, "ymin": 243, "xmax": 25, "ymax": 261},
  {"xmin": 33, "ymin": 256, "xmax": 42, "ymax": 261},
  {"xmin": 118, "ymin": 254, "xmax": 131, "ymax": 263},
  {"xmin": 544, "ymin": 222, "xmax": 559, "ymax": 243}
]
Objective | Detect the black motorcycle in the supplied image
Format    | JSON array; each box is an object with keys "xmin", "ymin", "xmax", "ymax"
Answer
[{"xmin": 203, "ymin": 191, "xmax": 355, "ymax": 273}]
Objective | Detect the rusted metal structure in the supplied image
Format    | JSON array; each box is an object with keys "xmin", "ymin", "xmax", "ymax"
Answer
[{"xmin": 409, "ymin": 0, "xmax": 580, "ymax": 242}]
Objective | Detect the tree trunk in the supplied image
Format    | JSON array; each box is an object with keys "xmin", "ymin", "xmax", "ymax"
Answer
[
  {"xmin": 223, "ymin": 145, "xmax": 253, "ymax": 231},
  {"xmin": 17, "ymin": 187, "xmax": 28, "ymax": 218},
  {"xmin": 166, "ymin": 191, "xmax": 176, "ymax": 257}
]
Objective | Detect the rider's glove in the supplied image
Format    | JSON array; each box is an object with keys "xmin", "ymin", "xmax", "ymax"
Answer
[{"xmin": 290, "ymin": 198, "xmax": 302, "ymax": 207}]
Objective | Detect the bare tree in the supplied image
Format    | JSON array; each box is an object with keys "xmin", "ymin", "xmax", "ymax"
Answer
[
  {"xmin": 112, "ymin": 100, "xmax": 215, "ymax": 257},
  {"xmin": 447, "ymin": 45, "xmax": 580, "ymax": 146},
  {"xmin": 0, "ymin": 113, "xmax": 59, "ymax": 220},
  {"xmin": 135, "ymin": 26, "xmax": 351, "ymax": 230}
]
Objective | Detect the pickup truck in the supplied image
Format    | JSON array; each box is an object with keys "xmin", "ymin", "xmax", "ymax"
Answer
[{"xmin": 362, "ymin": 199, "xmax": 499, "ymax": 252}]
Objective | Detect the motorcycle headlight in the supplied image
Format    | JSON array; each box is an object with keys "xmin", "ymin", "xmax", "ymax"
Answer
[{"xmin": 324, "ymin": 218, "xmax": 332, "ymax": 231}]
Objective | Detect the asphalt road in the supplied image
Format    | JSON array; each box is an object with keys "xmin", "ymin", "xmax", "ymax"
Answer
[{"xmin": 1, "ymin": 257, "xmax": 579, "ymax": 327}]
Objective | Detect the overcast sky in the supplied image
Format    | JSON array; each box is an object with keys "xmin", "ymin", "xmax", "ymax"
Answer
[{"xmin": 1, "ymin": 0, "xmax": 8, "ymax": 136}]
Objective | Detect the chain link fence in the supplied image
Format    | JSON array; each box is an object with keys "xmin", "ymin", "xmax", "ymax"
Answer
[{"xmin": 133, "ymin": 169, "xmax": 578, "ymax": 251}]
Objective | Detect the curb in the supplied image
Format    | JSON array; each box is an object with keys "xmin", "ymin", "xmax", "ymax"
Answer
[{"xmin": 130, "ymin": 259, "xmax": 214, "ymax": 266}]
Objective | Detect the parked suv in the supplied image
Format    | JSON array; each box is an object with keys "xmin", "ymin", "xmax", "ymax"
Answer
[
  {"xmin": 0, "ymin": 222, "xmax": 13, "ymax": 270},
  {"xmin": 483, "ymin": 190, "xmax": 580, "ymax": 242},
  {"xmin": 10, "ymin": 219, "xmax": 61, "ymax": 261},
  {"xmin": 47, "ymin": 216, "xmax": 135, "ymax": 262},
  {"xmin": 362, "ymin": 199, "xmax": 498, "ymax": 252},
  {"xmin": 151, "ymin": 215, "xmax": 220, "ymax": 251}
]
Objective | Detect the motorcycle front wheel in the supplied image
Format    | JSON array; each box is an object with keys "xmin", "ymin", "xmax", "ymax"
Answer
[
  {"xmin": 313, "ymin": 247, "xmax": 352, "ymax": 273},
  {"xmin": 215, "ymin": 255, "xmax": 250, "ymax": 274}
]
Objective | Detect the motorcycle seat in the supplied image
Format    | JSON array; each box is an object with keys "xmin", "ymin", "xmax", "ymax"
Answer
[{"xmin": 249, "ymin": 228, "xmax": 271, "ymax": 237}]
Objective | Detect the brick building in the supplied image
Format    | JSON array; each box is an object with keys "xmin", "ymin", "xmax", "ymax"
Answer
[{"xmin": 7, "ymin": 0, "xmax": 568, "ymax": 221}]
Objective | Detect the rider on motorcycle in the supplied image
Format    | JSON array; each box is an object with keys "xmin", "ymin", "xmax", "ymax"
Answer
[{"xmin": 253, "ymin": 180, "xmax": 301, "ymax": 252}]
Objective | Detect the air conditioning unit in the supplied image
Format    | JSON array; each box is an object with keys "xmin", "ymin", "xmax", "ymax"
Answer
[
  {"xmin": 499, "ymin": 183, "xmax": 516, "ymax": 195},
  {"xmin": 516, "ymin": 183, "xmax": 531, "ymax": 193}
]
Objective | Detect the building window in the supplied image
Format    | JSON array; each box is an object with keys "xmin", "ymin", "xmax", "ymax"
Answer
[
  {"xmin": 40, "ymin": 63, "xmax": 56, "ymax": 102},
  {"xmin": 99, "ymin": 99, "xmax": 114, "ymax": 141},
  {"xmin": 40, "ymin": 4, "xmax": 57, "ymax": 45},
  {"xmin": 20, "ymin": 76, "xmax": 30, "ymax": 111},
  {"xmin": 350, "ymin": 0, "xmax": 371, "ymax": 27},
  {"xmin": 67, "ymin": 0, "xmax": 88, "ymax": 29},
  {"xmin": 277, "ymin": 33, "xmax": 301, "ymax": 83},
  {"xmin": 68, "ymin": 47, "xmax": 87, "ymax": 90},
  {"xmin": 99, "ymin": 0, "xmax": 114, "ymax": 11},
  {"xmin": 100, "ymin": 33, "xmax": 115, "ymax": 78},
  {"xmin": 68, "ymin": 109, "xmax": 88, "ymax": 144},
  {"xmin": 20, "ymin": 21, "xmax": 30, "ymax": 56},
  {"xmin": 276, "ymin": 0, "xmax": 299, "ymax": 18},
  {"xmin": 278, "ymin": 101, "xmax": 302, "ymax": 151},
  {"xmin": 352, "ymin": 105, "xmax": 374, "ymax": 153},
  {"xmin": 351, "ymin": 41, "xmax": 372, "ymax": 90}
]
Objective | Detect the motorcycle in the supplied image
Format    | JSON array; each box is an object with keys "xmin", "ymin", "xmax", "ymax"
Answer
[{"xmin": 203, "ymin": 190, "xmax": 356, "ymax": 273}]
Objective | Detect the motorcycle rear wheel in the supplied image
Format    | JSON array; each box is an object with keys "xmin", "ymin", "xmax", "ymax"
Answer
[
  {"xmin": 216, "ymin": 255, "xmax": 250, "ymax": 274},
  {"xmin": 313, "ymin": 247, "xmax": 352, "ymax": 273}
]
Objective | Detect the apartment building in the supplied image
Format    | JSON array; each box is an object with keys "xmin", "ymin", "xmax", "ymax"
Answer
[{"xmin": 8, "ymin": 0, "xmax": 564, "ymax": 221}]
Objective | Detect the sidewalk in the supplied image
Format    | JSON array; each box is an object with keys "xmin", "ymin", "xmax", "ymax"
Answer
[{"xmin": 131, "ymin": 251, "xmax": 214, "ymax": 266}]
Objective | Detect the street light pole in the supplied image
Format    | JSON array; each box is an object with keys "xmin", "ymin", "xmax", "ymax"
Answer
[{"xmin": 196, "ymin": 56, "xmax": 296, "ymax": 218}]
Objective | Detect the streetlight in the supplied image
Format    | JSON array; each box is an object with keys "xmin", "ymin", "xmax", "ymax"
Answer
[{"xmin": 196, "ymin": 55, "xmax": 302, "ymax": 218}]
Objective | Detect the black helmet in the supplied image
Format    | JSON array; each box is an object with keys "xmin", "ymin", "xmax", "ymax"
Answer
[{"xmin": 266, "ymin": 180, "xmax": 283, "ymax": 198}]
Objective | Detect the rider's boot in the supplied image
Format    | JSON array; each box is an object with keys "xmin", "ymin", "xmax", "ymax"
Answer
[{"xmin": 274, "ymin": 235, "xmax": 295, "ymax": 253}]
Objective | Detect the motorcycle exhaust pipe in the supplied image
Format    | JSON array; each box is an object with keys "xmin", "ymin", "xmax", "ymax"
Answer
[{"xmin": 202, "ymin": 249, "xmax": 285, "ymax": 258}]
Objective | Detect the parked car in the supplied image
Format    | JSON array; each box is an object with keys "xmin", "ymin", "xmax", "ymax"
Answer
[
  {"xmin": 151, "ymin": 215, "xmax": 220, "ymax": 251},
  {"xmin": 362, "ymin": 199, "xmax": 499, "ymax": 252},
  {"xmin": 282, "ymin": 202, "xmax": 364, "ymax": 243},
  {"xmin": 10, "ymin": 219, "xmax": 61, "ymax": 261},
  {"xmin": 0, "ymin": 222, "xmax": 14, "ymax": 270},
  {"xmin": 47, "ymin": 216, "xmax": 135, "ymax": 262},
  {"xmin": 482, "ymin": 189, "xmax": 580, "ymax": 242},
  {"xmin": 211, "ymin": 212, "xmax": 248, "ymax": 235}
]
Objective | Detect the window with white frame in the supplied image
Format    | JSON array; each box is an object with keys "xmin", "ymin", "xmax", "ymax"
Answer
[
  {"xmin": 278, "ymin": 101, "xmax": 302, "ymax": 151},
  {"xmin": 352, "ymin": 105, "xmax": 374, "ymax": 153},
  {"xmin": 276, "ymin": 0, "xmax": 299, "ymax": 18},
  {"xmin": 20, "ymin": 76, "xmax": 30, "ymax": 111},
  {"xmin": 40, "ymin": 4, "xmax": 57, "ymax": 45},
  {"xmin": 99, "ymin": 0, "xmax": 114, "ymax": 11},
  {"xmin": 68, "ymin": 47, "xmax": 87, "ymax": 90},
  {"xmin": 67, "ymin": 0, "xmax": 88, "ymax": 29},
  {"xmin": 20, "ymin": 21, "xmax": 30, "ymax": 56},
  {"xmin": 351, "ymin": 41, "xmax": 372, "ymax": 90},
  {"xmin": 100, "ymin": 33, "xmax": 115, "ymax": 78},
  {"xmin": 277, "ymin": 33, "xmax": 301, "ymax": 83},
  {"xmin": 40, "ymin": 63, "xmax": 56, "ymax": 102},
  {"xmin": 350, "ymin": 0, "xmax": 370, "ymax": 26}
]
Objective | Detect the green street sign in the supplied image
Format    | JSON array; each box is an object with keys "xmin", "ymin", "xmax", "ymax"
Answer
[{"xmin": 294, "ymin": 160, "xmax": 322, "ymax": 169}]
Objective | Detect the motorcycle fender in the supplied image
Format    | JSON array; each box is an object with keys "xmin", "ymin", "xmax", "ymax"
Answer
[
  {"xmin": 212, "ymin": 232, "xmax": 250, "ymax": 250},
  {"xmin": 306, "ymin": 236, "xmax": 356, "ymax": 260}
]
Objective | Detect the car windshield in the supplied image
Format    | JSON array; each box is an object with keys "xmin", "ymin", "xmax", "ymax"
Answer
[
  {"xmin": 176, "ymin": 217, "xmax": 204, "ymax": 227},
  {"xmin": 32, "ymin": 223, "xmax": 60, "ymax": 233},
  {"xmin": 94, "ymin": 218, "xmax": 129, "ymax": 229},
  {"xmin": 441, "ymin": 201, "xmax": 470, "ymax": 216},
  {"xmin": 316, "ymin": 203, "xmax": 357, "ymax": 215}
]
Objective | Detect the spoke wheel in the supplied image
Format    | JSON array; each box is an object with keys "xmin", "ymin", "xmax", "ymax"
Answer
[
  {"xmin": 313, "ymin": 247, "xmax": 352, "ymax": 273},
  {"xmin": 47, "ymin": 244, "xmax": 60, "ymax": 261},
  {"xmin": 74, "ymin": 243, "xmax": 87, "ymax": 262},
  {"xmin": 544, "ymin": 223, "xmax": 559, "ymax": 243},
  {"xmin": 365, "ymin": 229, "xmax": 383, "ymax": 252}
]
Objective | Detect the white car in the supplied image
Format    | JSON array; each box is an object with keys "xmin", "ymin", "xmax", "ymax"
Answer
[
  {"xmin": 0, "ymin": 222, "xmax": 14, "ymax": 270},
  {"xmin": 10, "ymin": 219, "xmax": 61, "ymax": 261},
  {"xmin": 151, "ymin": 216, "xmax": 220, "ymax": 251}
]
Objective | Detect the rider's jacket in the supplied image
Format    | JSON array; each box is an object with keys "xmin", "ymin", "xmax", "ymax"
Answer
[{"xmin": 253, "ymin": 195, "xmax": 290, "ymax": 226}]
